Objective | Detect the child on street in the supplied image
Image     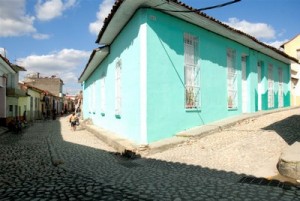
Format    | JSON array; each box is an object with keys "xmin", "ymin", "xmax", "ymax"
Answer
[{"xmin": 69, "ymin": 113, "xmax": 78, "ymax": 131}]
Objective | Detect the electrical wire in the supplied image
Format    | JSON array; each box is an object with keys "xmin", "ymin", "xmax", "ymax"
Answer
[
  {"xmin": 197, "ymin": 0, "xmax": 241, "ymax": 12},
  {"xmin": 154, "ymin": 0, "xmax": 241, "ymax": 13}
]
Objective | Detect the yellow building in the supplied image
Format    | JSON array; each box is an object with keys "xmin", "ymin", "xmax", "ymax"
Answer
[
  {"xmin": 281, "ymin": 34, "xmax": 300, "ymax": 106},
  {"xmin": 19, "ymin": 84, "xmax": 44, "ymax": 121}
]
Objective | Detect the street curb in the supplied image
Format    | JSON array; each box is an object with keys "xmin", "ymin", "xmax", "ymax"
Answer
[
  {"xmin": 46, "ymin": 137, "xmax": 64, "ymax": 167},
  {"xmin": 84, "ymin": 106, "xmax": 300, "ymax": 156},
  {"xmin": 84, "ymin": 124, "xmax": 139, "ymax": 154}
]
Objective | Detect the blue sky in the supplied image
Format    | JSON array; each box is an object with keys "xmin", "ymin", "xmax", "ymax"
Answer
[{"xmin": 0, "ymin": 0, "xmax": 299, "ymax": 94}]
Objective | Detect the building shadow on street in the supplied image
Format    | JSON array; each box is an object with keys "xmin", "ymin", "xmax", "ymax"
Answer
[
  {"xmin": 1, "ymin": 116, "xmax": 299, "ymax": 200},
  {"xmin": 262, "ymin": 115, "xmax": 300, "ymax": 145},
  {"xmin": 49, "ymin": 118, "xmax": 300, "ymax": 197}
]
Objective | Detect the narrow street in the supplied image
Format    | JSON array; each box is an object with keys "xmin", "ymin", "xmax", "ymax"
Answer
[{"xmin": 0, "ymin": 109, "xmax": 300, "ymax": 200}]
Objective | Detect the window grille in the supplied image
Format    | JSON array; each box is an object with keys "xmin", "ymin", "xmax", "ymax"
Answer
[
  {"xmin": 257, "ymin": 61, "xmax": 262, "ymax": 89},
  {"xmin": 184, "ymin": 33, "xmax": 200, "ymax": 109},
  {"xmin": 268, "ymin": 64, "xmax": 274, "ymax": 108},
  {"xmin": 227, "ymin": 49, "xmax": 237, "ymax": 109},
  {"xmin": 278, "ymin": 68, "xmax": 283, "ymax": 107},
  {"xmin": 257, "ymin": 61, "xmax": 263, "ymax": 110},
  {"xmin": 115, "ymin": 59, "xmax": 122, "ymax": 115}
]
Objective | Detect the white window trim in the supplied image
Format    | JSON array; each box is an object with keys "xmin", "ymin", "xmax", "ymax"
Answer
[
  {"xmin": 241, "ymin": 55, "xmax": 248, "ymax": 113},
  {"xmin": 227, "ymin": 48, "xmax": 237, "ymax": 109},
  {"xmin": 257, "ymin": 61, "xmax": 263, "ymax": 111},
  {"xmin": 184, "ymin": 33, "xmax": 200, "ymax": 109}
]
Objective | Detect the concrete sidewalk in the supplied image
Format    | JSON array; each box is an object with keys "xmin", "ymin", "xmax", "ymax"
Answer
[{"xmin": 83, "ymin": 106, "xmax": 300, "ymax": 156}]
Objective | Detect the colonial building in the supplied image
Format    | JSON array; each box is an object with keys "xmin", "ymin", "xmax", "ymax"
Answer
[
  {"xmin": 79, "ymin": 0, "xmax": 296, "ymax": 145},
  {"xmin": 0, "ymin": 55, "xmax": 15, "ymax": 126},
  {"xmin": 23, "ymin": 73, "xmax": 64, "ymax": 114},
  {"xmin": 0, "ymin": 54, "xmax": 27, "ymax": 126}
]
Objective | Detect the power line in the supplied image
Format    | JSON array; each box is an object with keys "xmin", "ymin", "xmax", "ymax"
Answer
[
  {"xmin": 197, "ymin": 0, "xmax": 241, "ymax": 12},
  {"xmin": 153, "ymin": 0, "xmax": 241, "ymax": 13}
]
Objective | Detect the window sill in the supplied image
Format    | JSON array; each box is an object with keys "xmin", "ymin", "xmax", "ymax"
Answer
[
  {"xmin": 228, "ymin": 107, "xmax": 238, "ymax": 111},
  {"xmin": 185, "ymin": 108, "xmax": 201, "ymax": 112}
]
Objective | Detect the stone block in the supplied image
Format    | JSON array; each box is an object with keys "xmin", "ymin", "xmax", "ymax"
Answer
[{"xmin": 278, "ymin": 142, "xmax": 300, "ymax": 180}]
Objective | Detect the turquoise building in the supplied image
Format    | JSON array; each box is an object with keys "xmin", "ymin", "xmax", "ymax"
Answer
[{"xmin": 79, "ymin": 0, "xmax": 295, "ymax": 145}]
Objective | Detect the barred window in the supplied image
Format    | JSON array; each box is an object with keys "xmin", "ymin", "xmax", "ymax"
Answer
[
  {"xmin": 227, "ymin": 49, "xmax": 237, "ymax": 109},
  {"xmin": 268, "ymin": 64, "xmax": 274, "ymax": 108},
  {"xmin": 184, "ymin": 33, "xmax": 200, "ymax": 109},
  {"xmin": 100, "ymin": 76, "xmax": 106, "ymax": 114},
  {"xmin": 278, "ymin": 68, "xmax": 283, "ymax": 108}
]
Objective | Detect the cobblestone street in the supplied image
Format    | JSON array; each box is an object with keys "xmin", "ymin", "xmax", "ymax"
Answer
[{"xmin": 1, "ymin": 108, "xmax": 300, "ymax": 200}]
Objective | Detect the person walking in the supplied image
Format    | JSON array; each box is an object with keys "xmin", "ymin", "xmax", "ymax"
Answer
[{"xmin": 69, "ymin": 113, "xmax": 78, "ymax": 131}]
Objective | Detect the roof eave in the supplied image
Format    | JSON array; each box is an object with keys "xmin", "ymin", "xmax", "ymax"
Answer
[
  {"xmin": 79, "ymin": 46, "xmax": 110, "ymax": 82},
  {"xmin": 280, "ymin": 34, "xmax": 300, "ymax": 48},
  {"xmin": 0, "ymin": 55, "xmax": 16, "ymax": 74}
]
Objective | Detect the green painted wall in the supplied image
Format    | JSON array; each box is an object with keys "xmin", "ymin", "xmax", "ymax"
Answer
[
  {"xmin": 145, "ymin": 9, "xmax": 290, "ymax": 143},
  {"xmin": 83, "ymin": 9, "xmax": 147, "ymax": 143},
  {"xmin": 83, "ymin": 8, "xmax": 290, "ymax": 144}
]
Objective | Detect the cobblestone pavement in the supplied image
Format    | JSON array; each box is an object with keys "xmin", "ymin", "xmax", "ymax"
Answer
[
  {"xmin": 1, "ymin": 109, "xmax": 300, "ymax": 200},
  {"xmin": 146, "ymin": 108, "xmax": 300, "ymax": 179}
]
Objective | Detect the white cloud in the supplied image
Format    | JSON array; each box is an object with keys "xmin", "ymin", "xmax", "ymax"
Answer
[
  {"xmin": 89, "ymin": 0, "xmax": 114, "ymax": 35},
  {"xmin": 224, "ymin": 18, "xmax": 276, "ymax": 40},
  {"xmin": 223, "ymin": 18, "xmax": 290, "ymax": 50},
  {"xmin": 35, "ymin": 0, "xmax": 77, "ymax": 21},
  {"xmin": 17, "ymin": 49, "xmax": 90, "ymax": 90},
  {"xmin": 0, "ymin": 0, "xmax": 36, "ymax": 37},
  {"xmin": 33, "ymin": 33, "xmax": 51, "ymax": 40}
]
